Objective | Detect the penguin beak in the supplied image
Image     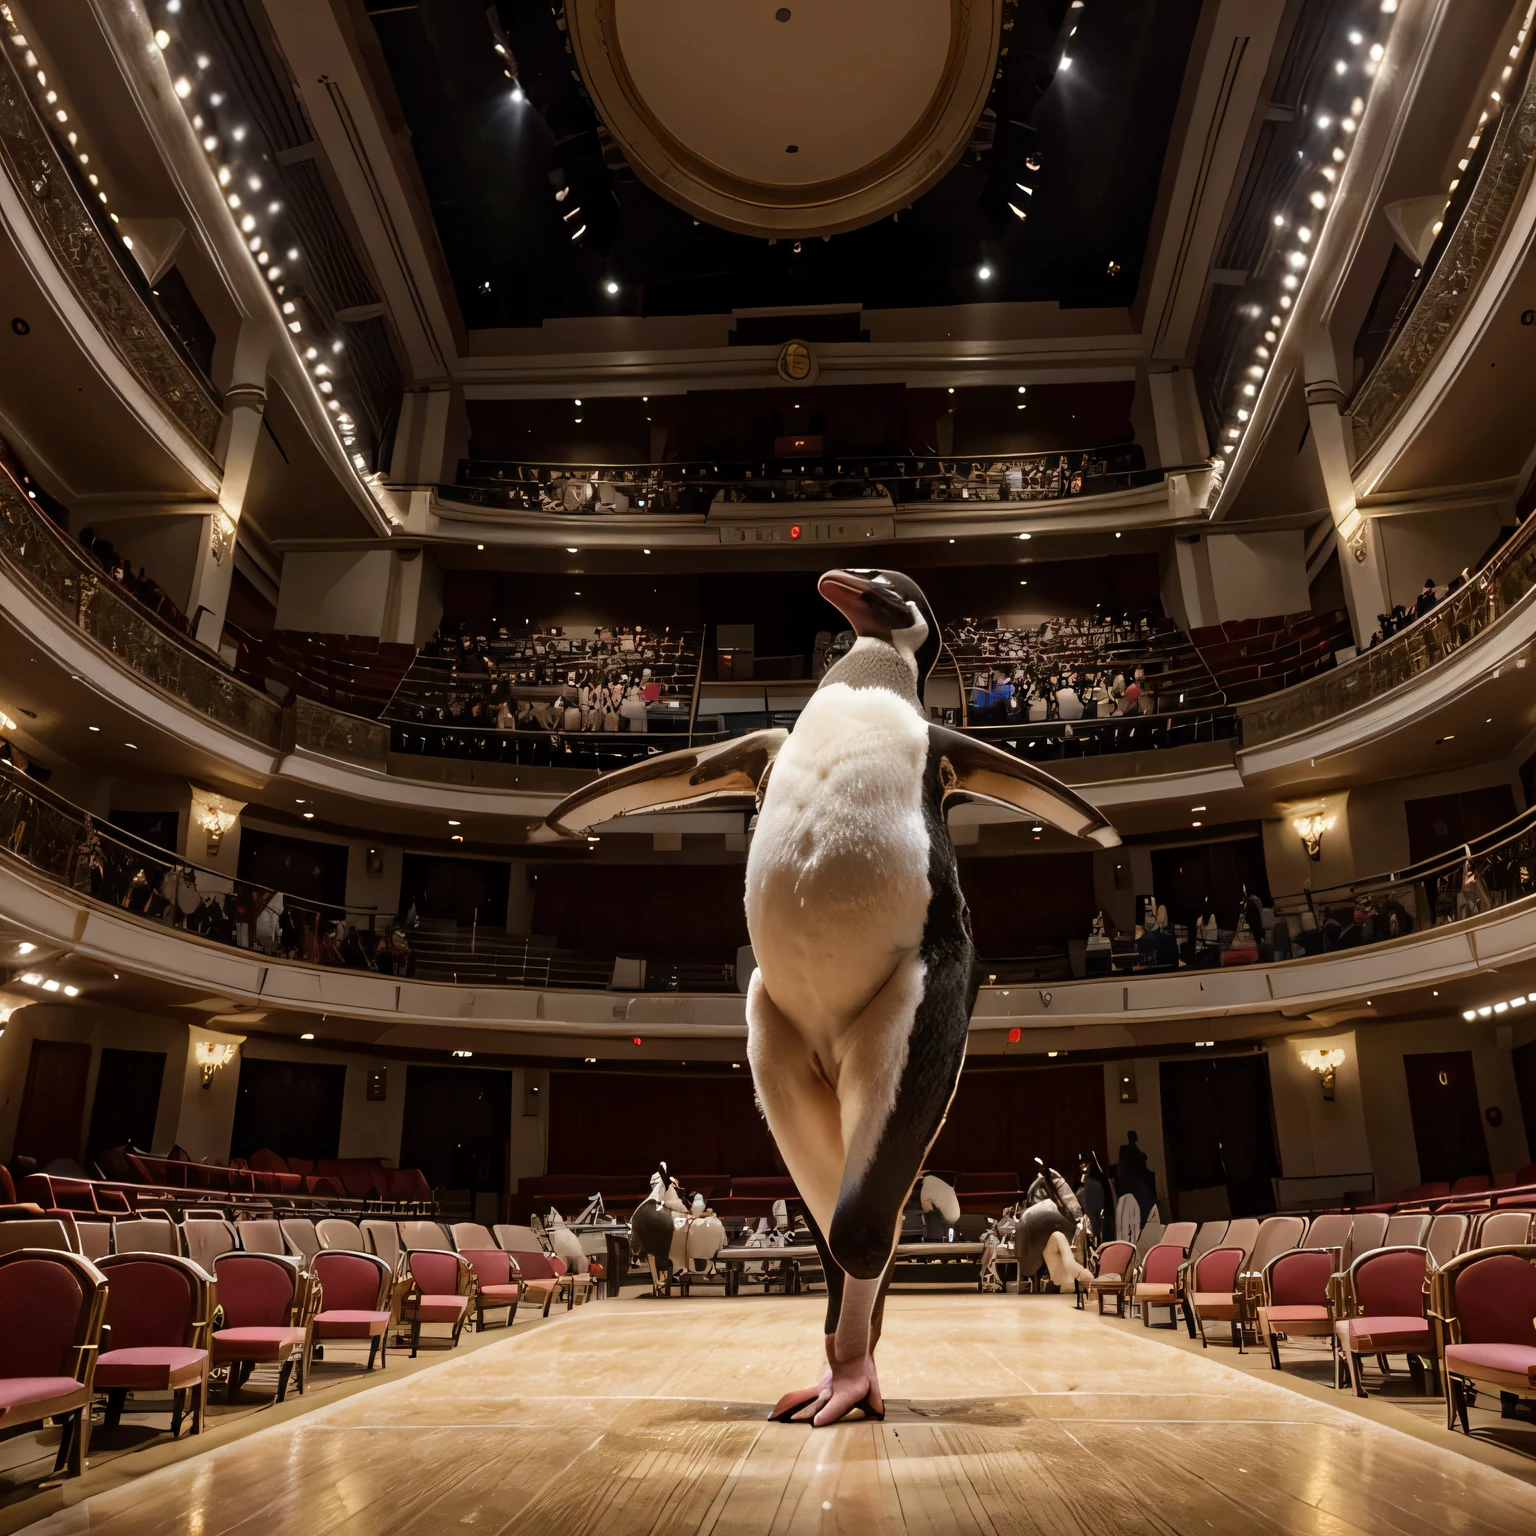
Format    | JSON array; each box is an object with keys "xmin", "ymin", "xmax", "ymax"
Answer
[{"xmin": 818, "ymin": 570, "xmax": 911, "ymax": 638}]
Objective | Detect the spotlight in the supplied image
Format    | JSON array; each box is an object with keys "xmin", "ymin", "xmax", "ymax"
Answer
[{"xmin": 977, "ymin": 265, "xmax": 993, "ymax": 280}]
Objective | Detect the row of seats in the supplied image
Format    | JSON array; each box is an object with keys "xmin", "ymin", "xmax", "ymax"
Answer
[
  {"xmin": 1086, "ymin": 1208, "xmax": 1536, "ymax": 1427},
  {"xmin": 226, "ymin": 626, "xmax": 417, "ymax": 719},
  {"xmin": 1189, "ymin": 610, "xmax": 1353, "ymax": 702}
]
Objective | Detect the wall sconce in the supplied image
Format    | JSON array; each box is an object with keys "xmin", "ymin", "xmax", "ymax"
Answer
[
  {"xmin": 194, "ymin": 1040, "xmax": 238, "ymax": 1089},
  {"xmin": 189, "ymin": 785, "xmax": 245, "ymax": 855},
  {"xmin": 1292, "ymin": 812, "xmax": 1335, "ymax": 861},
  {"xmin": 1299, "ymin": 1047, "xmax": 1346, "ymax": 1100}
]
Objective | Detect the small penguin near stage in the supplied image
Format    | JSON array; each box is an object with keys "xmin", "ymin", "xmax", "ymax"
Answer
[{"xmin": 548, "ymin": 568, "xmax": 1120, "ymax": 1424}]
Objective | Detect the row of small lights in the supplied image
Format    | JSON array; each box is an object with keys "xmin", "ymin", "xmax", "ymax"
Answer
[
  {"xmin": 149, "ymin": 5, "xmax": 378, "ymax": 489},
  {"xmin": 1215, "ymin": 2, "xmax": 1401, "ymax": 471},
  {"xmin": 1464, "ymin": 992, "xmax": 1536, "ymax": 1021}
]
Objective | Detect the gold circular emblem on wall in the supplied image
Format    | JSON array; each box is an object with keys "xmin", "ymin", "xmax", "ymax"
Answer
[{"xmin": 777, "ymin": 340, "xmax": 818, "ymax": 385}]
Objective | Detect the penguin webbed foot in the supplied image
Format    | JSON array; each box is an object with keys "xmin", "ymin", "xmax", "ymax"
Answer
[{"xmin": 810, "ymin": 1353, "xmax": 883, "ymax": 1426}]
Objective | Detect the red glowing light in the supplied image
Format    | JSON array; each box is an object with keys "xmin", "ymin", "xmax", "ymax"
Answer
[
  {"xmin": 1007, "ymin": 1027, "xmax": 1022, "ymax": 1044},
  {"xmin": 789, "ymin": 524, "xmax": 802, "ymax": 539},
  {"xmin": 632, "ymin": 1036, "xmax": 643, "ymax": 1046}
]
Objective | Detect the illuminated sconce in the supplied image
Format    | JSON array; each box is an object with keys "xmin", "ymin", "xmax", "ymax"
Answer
[
  {"xmin": 194, "ymin": 1040, "xmax": 238, "ymax": 1089},
  {"xmin": 1292, "ymin": 812, "xmax": 1336, "ymax": 861},
  {"xmin": 189, "ymin": 784, "xmax": 245, "ymax": 855},
  {"xmin": 209, "ymin": 509, "xmax": 237, "ymax": 565},
  {"xmin": 1299, "ymin": 1047, "xmax": 1346, "ymax": 1100}
]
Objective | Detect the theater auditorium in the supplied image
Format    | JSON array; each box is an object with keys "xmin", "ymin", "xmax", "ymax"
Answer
[{"xmin": 2, "ymin": 0, "xmax": 1536, "ymax": 1530}]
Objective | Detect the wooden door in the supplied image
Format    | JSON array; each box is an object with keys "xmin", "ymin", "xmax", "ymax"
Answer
[
  {"xmin": 1403, "ymin": 1051, "xmax": 1490, "ymax": 1185},
  {"xmin": 14, "ymin": 1040, "xmax": 92, "ymax": 1167},
  {"xmin": 86, "ymin": 1047, "xmax": 166, "ymax": 1162}
]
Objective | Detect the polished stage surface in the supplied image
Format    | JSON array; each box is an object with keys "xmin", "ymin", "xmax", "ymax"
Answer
[{"xmin": 27, "ymin": 1293, "xmax": 1536, "ymax": 1535}]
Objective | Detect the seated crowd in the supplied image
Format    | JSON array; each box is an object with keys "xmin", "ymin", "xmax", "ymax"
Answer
[
  {"xmin": 387, "ymin": 623, "xmax": 701, "ymax": 735},
  {"xmin": 76, "ymin": 527, "xmax": 190, "ymax": 632}
]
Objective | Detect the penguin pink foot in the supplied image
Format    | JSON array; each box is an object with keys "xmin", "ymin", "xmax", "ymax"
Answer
[
  {"xmin": 769, "ymin": 1359, "xmax": 832, "ymax": 1422},
  {"xmin": 810, "ymin": 1353, "xmax": 883, "ymax": 1426}
]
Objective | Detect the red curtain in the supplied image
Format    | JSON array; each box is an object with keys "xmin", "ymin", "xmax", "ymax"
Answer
[
  {"xmin": 928, "ymin": 1063, "xmax": 1106, "ymax": 1181},
  {"xmin": 547, "ymin": 1071, "xmax": 781, "ymax": 1177}
]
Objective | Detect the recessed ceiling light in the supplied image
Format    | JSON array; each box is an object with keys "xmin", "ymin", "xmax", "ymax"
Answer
[
  {"xmin": 125, "ymin": 742, "xmax": 137, "ymax": 749},
  {"xmin": 300, "ymin": 1032, "xmax": 315, "ymax": 1040},
  {"xmin": 567, "ymin": 547, "xmax": 578, "ymax": 553},
  {"xmin": 1191, "ymin": 805, "xmax": 1206, "ymax": 812},
  {"xmin": 302, "ymin": 812, "xmax": 315, "ymax": 819},
  {"xmin": 63, "ymin": 985, "xmax": 79, "ymax": 997},
  {"xmin": 88, "ymin": 725, "xmax": 100, "ymax": 732},
  {"xmin": 1017, "ymin": 532, "xmax": 1031, "ymax": 541},
  {"xmin": 18, "ymin": 943, "xmax": 35, "ymax": 955},
  {"xmin": 448, "ymin": 820, "xmax": 461, "ymax": 826},
  {"xmin": 977, "ymin": 265, "xmax": 993, "ymax": 280},
  {"xmin": 605, "ymin": 281, "xmax": 619, "ymax": 294}
]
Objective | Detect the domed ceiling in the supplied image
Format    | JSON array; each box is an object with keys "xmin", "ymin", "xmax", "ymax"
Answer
[
  {"xmin": 565, "ymin": 0, "xmax": 1001, "ymax": 236},
  {"xmin": 363, "ymin": 0, "xmax": 1203, "ymax": 325}
]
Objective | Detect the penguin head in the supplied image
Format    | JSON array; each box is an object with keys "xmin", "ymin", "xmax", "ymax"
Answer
[{"xmin": 817, "ymin": 568, "xmax": 941, "ymax": 700}]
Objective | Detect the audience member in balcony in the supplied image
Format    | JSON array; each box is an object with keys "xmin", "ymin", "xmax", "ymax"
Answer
[
  {"xmin": 1055, "ymin": 675, "xmax": 1084, "ymax": 721},
  {"xmin": 1416, "ymin": 577, "xmax": 1440, "ymax": 619}
]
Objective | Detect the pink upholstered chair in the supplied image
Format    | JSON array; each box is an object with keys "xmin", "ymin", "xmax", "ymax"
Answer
[
  {"xmin": 1333, "ymin": 1245, "xmax": 1433, "ymax": 1397},
  {"xmin": 312, "ymin": 1250, "xmax": 393, "ymax": 1373},
  {"xmin": 96, "ymin": 1253, "xmax": 214, "ymax": 1435},
  {"xmin": 1086, "ymin": 1241, "xmax": 1137, "ymax": 1317},
  {"xmin": 211, "ymin": 1252, "xmax": 317, "ymax": 1401},
  {"xmin": 458, "ymin": 1249, "xmax": 521, "ymax": 1330},
  {"xmin": 1134, "ymin": 1244, "xmax": 1186, "ymax": 1328},
  {"xmin": 403, "ymin": 1249, "xmax": 472, "ymax": 1355},
  {"xmin": 1187, "ymin": 1246, "xmax": 1248, "ymax": 1350},
  {"xmin": 0, "ymin": 1250, "xmax": 107, "ymax": 1477},
  {"xmin": 1431, "ymin": 1243, "xmax": 1536, "ymax": 1433},
  {"xmin": 1258, "ymin": 1247, "xmax": 1335, "ymax": 1369}
]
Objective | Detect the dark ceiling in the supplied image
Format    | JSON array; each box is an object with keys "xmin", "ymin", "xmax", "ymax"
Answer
[{"xmin": 363, "ymin": 0, "xmax": 1204, "ymax": 328}]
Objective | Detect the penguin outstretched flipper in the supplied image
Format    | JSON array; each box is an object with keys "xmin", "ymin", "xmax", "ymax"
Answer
[
  {"xmin": 544, "ymin": 728, "xmax": 788, "ymax": 837},
  {"xmin": 928, "ymin": 723, "xmax": 1120, "ymax": 846}
]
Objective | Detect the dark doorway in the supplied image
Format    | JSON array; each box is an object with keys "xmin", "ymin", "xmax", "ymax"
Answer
[
  {"xmin": 1403, "ymin": 1051, "xmax": 1490, "ymax": 1185},
  {"xmin": 399, "ymin": 853, "xmax": 511, "ymax": 927},
  {"xmin": 108, "ymin": 809, "xmax": 179, "ymax": 855},
  {"xmin": 1514, "ymin": 1039, "xmax": 1536, "ymax": 1163},
  {"xmin": 229, "ymin": 1057, "xmax": 346, "ymax": 1161},
  {"xmin": 928, "ymin": 1064, "xmax": 1107, "ymax": 1180},
  {"xmin": 1405, "ymin": 786, "xmax": 1518, "ymax": 864},
  {"xmin": 14, "ymin": 1040, "xmax": 92, "ymax": 1167},
  {"xmin": 237, "ymin": 829, "xmax": 349, "ymax": 907},
  {"xmin": 1158, "ymin": 1054, "xmax": 1280, "ymax": 1217},
  {"xmin": 400, "ymin": 1067, "xmax": 511, "ymax": 1200},
  {"xmin": 86, "ymin": 1047, "xmax": 165, "ymax": 1163},
  {"xmin": 1151, "ymin": 834, "xmax": 1270, "ymax": 935}
]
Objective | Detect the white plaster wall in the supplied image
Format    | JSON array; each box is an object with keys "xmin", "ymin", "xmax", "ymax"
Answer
[
  {"xmin": 1375, "ymin": 506, "xmax": 1506, "ymax": 613},
  {"xmin": 1205, "ymin": 530, "xmax": 1310, "ymax": 623},
  {"xmin": 273, "ymin": 550, "xmax": 394, "ymax": 636}
]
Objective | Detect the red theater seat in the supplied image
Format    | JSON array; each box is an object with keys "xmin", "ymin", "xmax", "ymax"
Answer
[
  {"xmin": 95, "ymin": 1253, "xmax": 213, "ymax": 1435},
  {"xmin": 211, "ymin": 1253, "xmax": 316, "ymax": 1401},
  {"xmin": 312, "ymin": 1250, "xmax": 394, "ymax": 1372}
]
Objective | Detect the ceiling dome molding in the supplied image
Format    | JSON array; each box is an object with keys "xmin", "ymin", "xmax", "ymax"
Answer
[{"xmin": 565, "ymin": 0, "xmax": 1003, "ymax": 238}]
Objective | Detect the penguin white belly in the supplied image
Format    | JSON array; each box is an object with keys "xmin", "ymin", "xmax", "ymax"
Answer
[{"xmin": 746, "ymin": 683, "xmax": 932, "ymax": 1032}]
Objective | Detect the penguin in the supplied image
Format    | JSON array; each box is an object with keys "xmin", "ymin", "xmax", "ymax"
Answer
[{"xmin": 547, "ymin": 568, "xmax": 1120, "ymax": 1424}]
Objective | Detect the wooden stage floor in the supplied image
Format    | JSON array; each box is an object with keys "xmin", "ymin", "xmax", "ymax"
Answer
[{"xmin": 25, "ymin": 1292, "xmax": 1536, "ymax": 1536}]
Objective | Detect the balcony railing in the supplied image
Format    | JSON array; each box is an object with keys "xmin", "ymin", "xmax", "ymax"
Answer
[
  {"xmin": 443, "ymin": 445, "xmax": 1164, "ymax": 516},
  {"xmin": 1349, "ymin": 30, "xmax": 1536, "ymax": 459},
  {"xmin": 1239, "ymin": 519, "xmax": 1536, "ymax": 747},
  {"xmin": 1273, "ymin": 799, "xmax": 1536, "ymax": 951},
  {"xmin": 0, "ymin": 35, "xmax": 222, "ymax": 455},
  {"xmin": 0, "ymin": 468, "xmax": 284, "ymax": 748}
]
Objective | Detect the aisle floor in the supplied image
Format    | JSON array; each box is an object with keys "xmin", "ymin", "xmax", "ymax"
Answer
[{"xmin": 16, "ymin": 1291, "xmax": 1536, "ymax": 1535}]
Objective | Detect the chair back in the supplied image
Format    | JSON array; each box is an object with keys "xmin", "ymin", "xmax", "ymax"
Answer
[
  {"xmin": 494, "ymin": 1223, "xmax": 546, "ymax": 1254},
  {"xmin": 237, "ymin": 1219, "xmax": 286, "ymax": 1255},
  {"xmin": 1301, "ymin": 1213, "xmax": 1352, "ymax": 1252},
  {"xmin": 1186, "ymin": 1222, "xmax": 1228, "ymax": 1266},
  {"xmin": 399, "ymin": 1220, "xmax": 449, "ymax": 1251},
  {"xmin": 1247, "ymin": 1215, "xmax": 1307, "ymax": 1273},
  {"xmin": 1475, "ymin": 1210, "xmax": 1535, "ymax": 1248},
  {"xmin": 1131, "ymin": 1217, "xmax": 1165, "ymax": 1265},
  {"xmin": 1193, "ymin": 1245, "xmax": 1245, "ymax": 1294},
  {"xmin": 507, "ymin": 1249, "xmax": 559, "ymax": 1282},
  {"xmin": 1434, "ymin": 1246, "xmax": 1536, "ymax": 1346},
  {"xmin": 1141, "ymin": 1244, "xmax": 1183, "ymax": 1285},
  {"xmin": 1426, "ymin": 1212, "xmax": 1469, "ymax": 1268},
  {"xmin": 461, "ymin": 1248, "xmax": 515, "ymax": 1285},
  {"xmin": 1094, "ymin": 1241, "xmax": 1136, "ymax": 1279},
  {"xmin": 408, "ymin": 1249, "xmax": 466, "ymax": 1295},
  {"xmin": 1382, "ymin": 1213, "xmax": 1430, "ymax": 1248},
  {"xmin": 0, "ymin": 1251, "xmax": 106, "ymax": 1382},
  {"xmin": 97, "ymin": 1253, "xmax": 211, "ymax": 1349},
  {"xmin": 281, "ymin": 1219, "xmax": 322, "ymax": 1263},
  {"xmin": 0, "ymin": 1219, "xmax": 73, "ymax": 1255},
  {"xmin": 361, "ymin": 1220, "xmax": 402, "ymax": 1267},
  {"xmin": 1346, "ymin": 1212, "xmax": 1389, "ymax": 1263},
  {"xmin": 1348, "ymin": 1246, "xmax": 1426, "ymax": 1319},
  {"xmin": 182, "ymin": 1219, "xmax": 238, "ymax": 1271},
  {"xmin": 1267, "ymin": 1248, "xmax": 1333, "ymax": 1306},
  {"xmin": 1161, "ymin": 1221, "xmax": 1197, "ymax": 1252},
  {"xmin": 317, "ymin": 1218, "xmax": 366, "ymax": 1251},
  {"xmin": 313, "ymin": 1250, "xmax": 391, "ymax": 1312},
  {"xmin": 450, "ymin": 1222, "xmax": 498, "ymax": 1252},
  {"xmin": 1222, "ymin": 1218, "xmax": 1260, "ymax": 1264},
  {"xmin": 76, "ymin": 1220, "xmax": 112, "ymax": 1260},
  {"xmin": 214, "ymin": 1252, "xmax": 301, "ymax": 1328},
  {"xmin": 111, "ymin": 1215, "xmax": 180, "ymax": 1256}
]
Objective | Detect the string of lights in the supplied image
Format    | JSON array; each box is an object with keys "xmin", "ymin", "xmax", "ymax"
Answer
[{"xmin": 146, "ymin": 2, "xmax": 379, "ymax": 494}]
